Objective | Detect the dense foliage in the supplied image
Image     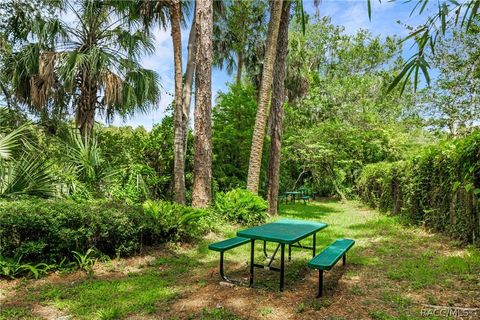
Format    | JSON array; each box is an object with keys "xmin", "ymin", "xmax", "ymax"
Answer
[
  {"xmin": 212, "ymin": 83, "xmax": 269, "ymax": 192},
  {"xmin": 278, "ymin": 17, "xmax": 425, "ymax": 197},
  {"xmin": 358, "ymin": 131, "xmax": 480, "ymax": 246},
  {"xmin": 0, "ymin": 199, "xmax": 212, "ymax": 266},
  {"xmin": 214, "ymin": 188, "xmax": 267, "ymax": 225}
]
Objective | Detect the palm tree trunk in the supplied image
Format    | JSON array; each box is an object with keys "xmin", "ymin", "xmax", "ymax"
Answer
[
  {"xmin": 266, "ymin": 0, "xmax": 291, "ymax": 215},
  {"xmin": 236, "ymin": 50, "xmax": 243, "ymax": 85},
  {"xmin": 77, "ymin": 74, "xmax": 97, "ymax": 138},
  {"xmin": 182, "ymin": 3, "xmax": 197, "ymax": 157},
  {"xmin": 192, "ymin": 0, "xmax": 213, "ymax": 208},
  {"xmin": 246, "ymin": 0, "xmax": 283, "ymax": 194},
  {"xmin": 171, "ymin": 0, "xmax": 186, "ymax": 204}
]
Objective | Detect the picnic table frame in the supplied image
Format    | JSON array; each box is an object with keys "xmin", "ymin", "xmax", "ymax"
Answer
[{"xmin": 237, "ymin": 219, "xmax": 328, "ymax": 291}]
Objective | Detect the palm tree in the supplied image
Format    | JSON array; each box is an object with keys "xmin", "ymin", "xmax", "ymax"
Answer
[
  {"xmin": 246, "ymin": 0, "xmax": 284, "ymax": 194},
  {"xmin": 126, "ymin": 0, "xmax": 192, "ymax": 205},
  {"xmin": 0, "ymin": 108, "xmax": 55, "ymax": 197},
  {"xmin": 192, "ymin": 0, "xmax": 214, "ymax": 208},
  {"xmin": 212, "ymin": 0, "xmax": 268, "ymax": 85},
  {"xmin": 5, "ymin": 0, "xmax": 160, "ymax": 137},
  {"xmin": 266, "ymin": 0, "xmax": 292, "ymax": 215},
  {"xmin": 384, "ymin": 0, "xmax": 480, "ymax": 92}
]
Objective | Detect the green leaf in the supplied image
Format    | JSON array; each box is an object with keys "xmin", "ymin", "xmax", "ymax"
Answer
[{"xmin": 453, "ymin": 181, "xmax": 461, "ymax": 191}]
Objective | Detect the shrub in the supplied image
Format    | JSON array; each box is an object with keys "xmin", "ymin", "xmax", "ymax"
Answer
[
  {"xmin": 142, "ymin": 200, "xmax": 212, "ymax": 241},
  {"xmin": 357, "ymin": 131, "xmax": 480, "ymax": 246},
  {"xmin": 0, "ymin": 199, "xmax": 213, "ymax": 265},
  {"xmin": 214, "ymin": 188, "xmax": 267, "ymax": 225}
]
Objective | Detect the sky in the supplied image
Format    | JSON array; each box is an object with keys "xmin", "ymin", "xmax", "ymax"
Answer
[{"xmin": 108, "ymin": 0, "xmax": 435, "ymax": 130}]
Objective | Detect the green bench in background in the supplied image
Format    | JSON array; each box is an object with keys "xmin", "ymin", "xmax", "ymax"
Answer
[
  {"xmin": 308, "ymin": 238, "xmax": 355, "ymax": 297},
  {"xmin": 208, "ymin": 237, "xmax": 250, "ymax": 283}
]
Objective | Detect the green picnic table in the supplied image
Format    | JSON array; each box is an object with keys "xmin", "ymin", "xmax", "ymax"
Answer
[
  {"xmin": 237, "ymin": 219, "xmax": 328, "ymax": 291},
  {"xmin": 284, "ymin": 191, "xmax": 302, "ymax": 204}
]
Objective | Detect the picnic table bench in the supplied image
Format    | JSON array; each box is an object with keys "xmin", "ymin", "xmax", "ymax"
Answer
[
  {"xmin": 308, "ymin": 238, "xmax": 355, "ymax": 297},
  {"xmin": 208, "ymin": 237, "xmax": 250, "ymax": 283}
]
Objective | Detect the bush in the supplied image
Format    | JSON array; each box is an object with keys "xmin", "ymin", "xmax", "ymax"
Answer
[
  {"xmin": 214, "ymin": 188, "xmax": 267, "ymax": 225},
  {"xmin": 0, "ymin": 199, "xmax": 212, "ymax": 264},
  {"xmin": 142, "ymin": 200, "xmax": 212, "ymax": 241},
  {"xmin": 357, "ymin": 131, "xmax": 480, "ymax": 246}
]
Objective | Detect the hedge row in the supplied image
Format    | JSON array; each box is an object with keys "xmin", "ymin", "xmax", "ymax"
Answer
[
  {"xmin": 357, "ymin": 131, "xmax": 480, "ymax": 246},
  {"xmin": 0, "ymin": 199, "xmax": 211, "ymax": 263},
  {"xmin": 0, "ymin": 189, "xmax": 269, "ymax": 265}
]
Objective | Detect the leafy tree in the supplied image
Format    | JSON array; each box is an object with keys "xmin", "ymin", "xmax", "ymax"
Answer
[
  {"xmin": 1, "ymin": 0, "xmax": 160, "ymax": 137},
  {"xmin": 213, "ymin": 83, "xmax": 259, "ymax": 191},
  {"xmin": 281, "ymin": 17, "xmax": 425, "ymax": 197},
  {"xmin": 144, "ymin": 115, "xmax": 194, "ymax": 202},
  {"xmin": 420, "ymin": 28, "xmax": 480, "ymax": 136}
]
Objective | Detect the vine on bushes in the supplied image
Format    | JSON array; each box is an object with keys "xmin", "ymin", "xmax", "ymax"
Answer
[{"xmin": 357, "ymin": 131, "xmax": 480, "ymax": 246}]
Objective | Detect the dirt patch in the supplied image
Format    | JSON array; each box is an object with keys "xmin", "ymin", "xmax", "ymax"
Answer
[{"xmin": 32, "ymin": 304, "xmax": 70, "ymax": 320}]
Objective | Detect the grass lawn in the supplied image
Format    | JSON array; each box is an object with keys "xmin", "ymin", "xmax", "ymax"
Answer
[{"xmin": 1, "ymin": 199, "xmax": 479, "ymax": 319}]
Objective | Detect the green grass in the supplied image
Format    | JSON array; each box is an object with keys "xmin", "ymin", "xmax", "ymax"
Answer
[
  {"xmin": 37, "ymin": 271, "xmax": 176, "ymax": 318},
  {"xmin": 3, "ymin": 199, "xmax": 479, "ymax": 319},
  {"xmin": 0, "ymin": 306, "xmax": 36, "ymax": 320}
]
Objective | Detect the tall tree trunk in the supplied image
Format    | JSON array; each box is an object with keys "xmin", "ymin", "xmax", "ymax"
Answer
[
  {"xmin": 171, "ymin": 0, "xmax": 186, "ymax": 204},
  {"xmin": 182, "ymin": 3, "xmax": 197, "ymax": 156},
  {"xmin": 246, "ymin": 0, "xmax": 283, "ymax": 194},
  {"xmin": 266, "ymin": 0, "xmax": 291, "ymax": 215},
  {"xmin": 76, "ymin": 74, "xmax": 97, "ymax": 138},
  {"xmin": 236, "ymin": 50, "xmax": 243, "ymax": 85},
  {"xmin": 192, "ymin": 0, "xmax": 213, "ymax": 208}
]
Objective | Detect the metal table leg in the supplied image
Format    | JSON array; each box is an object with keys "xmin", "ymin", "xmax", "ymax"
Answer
[
  {"xmin": 288, "ymin": 244, "xmax": 292, "ymax": 261},
  {"xmin": 317, "ymin": 269, "xmax": 323, "ymax": 297},
  {"xmin": 280, "ymin": 243, "xmax": 285, "ymax": 291},
  {"xmin": 313, "ymin": 233, "xmax": 316, "ymax": 257},
  {"xmin": 250, "ymin": 239, "xmax": 255, "ymax": 288}
]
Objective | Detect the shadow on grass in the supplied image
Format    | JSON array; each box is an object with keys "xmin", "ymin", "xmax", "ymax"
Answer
[{"xmin": 278, "ymin": 202, "xmax": 342, "ymax": 220}]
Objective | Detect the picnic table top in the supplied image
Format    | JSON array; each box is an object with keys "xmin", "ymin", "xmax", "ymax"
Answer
[
  {"xmin": 237, "ymin": 219, "xmax": 328, "ymax": 244},
  {"xmin": 284, "ymin": 191, "xmax": 302, "ymax": 195}
]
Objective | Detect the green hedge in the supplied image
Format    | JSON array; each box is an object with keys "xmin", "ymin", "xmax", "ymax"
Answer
[
  {"xmin": 357, "ymin": 131, "xmax": 480, "ymax": 246},
  {"xmin": 0, "ymin": 199, "xmax": 212, "ymax": 264}
]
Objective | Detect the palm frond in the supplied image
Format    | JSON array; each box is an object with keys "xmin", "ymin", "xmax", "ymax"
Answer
[
  {"xmin": 0, "ymin": 153, "xmax": 56, "ymax": 197},
  {"xmin": 0, "ymin": 124, "xmax": 29, "ymax": 160}
]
